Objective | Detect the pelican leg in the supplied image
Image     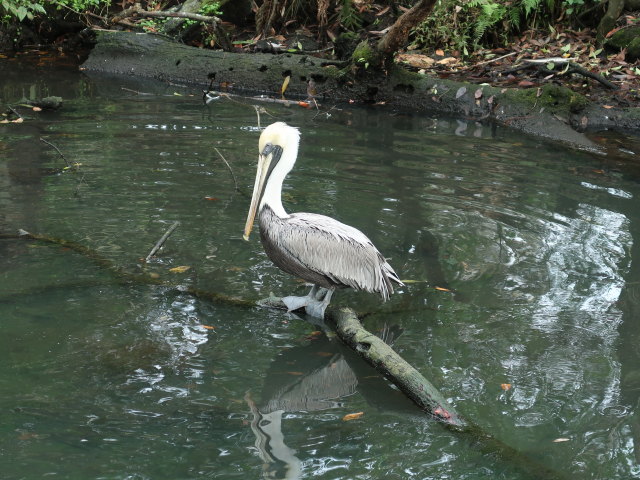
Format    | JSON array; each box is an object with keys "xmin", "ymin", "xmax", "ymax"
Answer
[
  {"xmin": 281, "ymin": 285, "xmax": 319, "ymax": 313},
  {"xmin": 281, "ymin": 286, "xmax": 335, "ymax": 318},
  {"xmin": 304, "ymin": 287, "xmax": 334, "ymax": 319}
]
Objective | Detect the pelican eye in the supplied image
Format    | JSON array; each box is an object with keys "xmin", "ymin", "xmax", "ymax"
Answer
[{"xmin": 262, "ymin": 143, "xmax": 276, "ymax": 156}]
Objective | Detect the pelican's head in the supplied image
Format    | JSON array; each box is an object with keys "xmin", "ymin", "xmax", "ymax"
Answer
[{"xmin": 243, "ymin": 122, "xmax": 301, "ymax": 241}]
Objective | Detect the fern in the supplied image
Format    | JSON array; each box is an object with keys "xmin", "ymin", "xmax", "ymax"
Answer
[
  {"xmin": 474, "ymin": 0, "xmax": 506, "ymax": 43},
  {"xmin": 339, "ymin": 0, "xmax": 362, "ymax": 31},
  {"xmin": 522, "ymin": 0, "xmax": 541, "ymax": 18},
  {"xmin": 508, "ymin": 6, "xmax": 521, "ymax": 28}
]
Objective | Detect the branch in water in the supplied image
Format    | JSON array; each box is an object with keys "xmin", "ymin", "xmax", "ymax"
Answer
[
  {"xmin": 145, "ymin": 221, "xmax": 180, "ymax": 263},
  {"xmin": 213, "ymin": 147, "xmax": 239, "ymax": 193}
]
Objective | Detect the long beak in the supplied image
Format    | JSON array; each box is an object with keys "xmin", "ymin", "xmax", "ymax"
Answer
[{"xmin": 243, "ymin": 154, "xmax": 271, "ymax": 240}]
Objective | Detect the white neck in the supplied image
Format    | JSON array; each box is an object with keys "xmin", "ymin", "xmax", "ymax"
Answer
[{"xmin": 259, "ymin": 137, "xmax": 299, "ymax": 218}]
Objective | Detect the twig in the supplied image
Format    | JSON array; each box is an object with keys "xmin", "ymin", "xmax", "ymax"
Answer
[
  {"xmin": 73, "ymin": 173, "xmax": 88, "ymax": 198},
  {"xmin": 253, "ymin": 105, "xmax": 262, "ymax": 129},
  {"xmin": 213, "ymin": 147, "xmax": 239, "ymax": 192},
  {"xmin": 515, "ymin": 58, "xmax": 619, "ymax": 90},
  {"xmin": 121, "ymin": 87, "xmax": 152, "ymax": 95},
  {"xmin": 40, "ymin": 137, "xmax": 70, "ymax": 167},
  {"xmin": 476, "ymin": 51, "xmax": 517, "ymax": 66},
  {"xmin": 8, "ymin": 106, "xmax": 22, "ymax": 120},
  {"xmin": 145, "ymin": 221, "xmax": 180, "ymax": 262}
]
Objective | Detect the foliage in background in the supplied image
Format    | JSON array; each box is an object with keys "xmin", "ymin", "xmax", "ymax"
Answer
[
  {"xmin": 410, "ymin": 0, "xmax": 596, "ymax": 56},
  {"xmin": 1, "ymin": 0, "xmax": 107, "ymax": 22},
  {"xmin": 1, "ymin": 0, "xmax": 45, "ymax": 21}
]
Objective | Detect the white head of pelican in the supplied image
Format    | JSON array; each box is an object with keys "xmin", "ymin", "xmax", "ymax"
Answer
[{"xmin": 243, "ymin": 122, "xmax": 403, "ymax": 318}]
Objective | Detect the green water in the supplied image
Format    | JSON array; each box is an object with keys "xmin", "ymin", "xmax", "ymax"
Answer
[{"xmin": 2, "ymin": 54, "xmax": 640, "ymax": 479}]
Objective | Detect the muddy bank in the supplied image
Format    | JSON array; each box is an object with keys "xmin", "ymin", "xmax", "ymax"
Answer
[{"xmin": 81, "ymin": 30, "xmax": 640, "ymax": 149}]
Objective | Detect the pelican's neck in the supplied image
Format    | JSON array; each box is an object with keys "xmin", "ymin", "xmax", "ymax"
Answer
[{"xmin": 259, "ymin": 138, "xmax": 299, "ymax": 219}]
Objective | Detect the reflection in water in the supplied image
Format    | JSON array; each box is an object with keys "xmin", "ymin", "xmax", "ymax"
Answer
[
  {"xmin": 246, "ymin": 324, "xmax": 407, "ymax": 479},
  {"xmin": 247, "ymin": 329, "xmax": 357, "ymax": 480}
]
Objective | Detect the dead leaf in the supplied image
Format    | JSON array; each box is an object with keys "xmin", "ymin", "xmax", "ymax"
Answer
[
  {"xmin": 12, "ymin": 117, "xmax": 24, "ymax": 123},
  {"xmin": 298, "ymin": 101, "xmax": 310, "ymax": 108},
  {"xmin": 204, "ymin": 196, "xmax": 219, "ymax": 201},
  {"xmin": 437, "ymin": 57, "xmax": 458, "ymax": 66},
  {"xmin": 200, "ymin": 325, "xmax": 216, "ymax": 330},
  {"xmin": 553, "ymin": 438, "xmax": 570, "ymax": 443},
  {"xmin": 342, "ymin": 412, "xmax": 364, "ymax": 421},
  {"xmin": 169, "ymin": 265, "xmax": 191, "ymax": 273},
  {"xmin": 433, "ymin": 407, "xmax": 451, "ymax": 419},
  {"xmin": 605, "ymin": 27, "xmax": 621, "ymax": 38},
  {"xmin": 32, "ymin": 106, "xmax": 42, "ymax": 112},
  {"xmin": 396, "ymin": 53, "xmax": 435, "ymax": 69},
  {"xmin": 474, "ymin": 88, "xmax": 483, "ymax": 99},
  {"xmin": 518, "ymin": 80, "xmax": 536, "ymax": 88},
  {"xmin": 435, "ymin": 286, "xmax": 453, "ymax": 292},
  {"xmin": 602, "ymin": 105, "xmax": 614, "ymax": 109},
  {"xmin": 435, "ymin": 48, "xmax": 445, "ymax": 56},
  {"xmin": 501, "ymin": 383, "xmax": 512, "ymax": 391},
  {"xmin": 456, "ymin": 86, "xmax": 467, "ymax": 99},
  {"xmin": 281, "ymin": 75, "xmax": 290, "ymax": 96}
]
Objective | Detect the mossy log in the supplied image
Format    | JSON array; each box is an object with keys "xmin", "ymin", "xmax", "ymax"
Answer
[
  {"xmin": 258, "ymin": 296, "xmax": 464, "ymax": 426},
  {"xmin": 82, "ymin": 30, "xmax": 640, "ymax": 147},
  {"xmin": 605, "ymin": 25, "xmax": 640, "ymax": 61}
]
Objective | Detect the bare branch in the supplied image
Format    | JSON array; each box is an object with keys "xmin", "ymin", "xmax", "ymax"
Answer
[
  {"xmin": 213, "ymin": 147, "xmax": 239, "ymax": 192},
  {"xmin": 112, "ymin": 3, "xmax": 220, "ymax": 25},
  {"xmin": 40, "ymin": 137, "xmax": 70, "ymax": 167},
  {"xmin": 145, "ymin": 221, "xmax": 180, "ymax": 262}
]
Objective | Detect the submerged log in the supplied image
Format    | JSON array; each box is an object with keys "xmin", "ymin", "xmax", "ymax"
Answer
[{"xmin": 3, "ymin": 228, "xmax": 569, "ymax": 479}]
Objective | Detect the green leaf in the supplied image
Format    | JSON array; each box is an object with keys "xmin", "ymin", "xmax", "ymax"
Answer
[{"xmin": 16, "ymin": 5, "xmax": 27, "ymax": 21}]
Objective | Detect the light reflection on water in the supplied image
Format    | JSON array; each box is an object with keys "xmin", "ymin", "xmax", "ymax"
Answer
[{"xmin": 0, "ymin": 60, "xmax": 639, "ymax": 479}]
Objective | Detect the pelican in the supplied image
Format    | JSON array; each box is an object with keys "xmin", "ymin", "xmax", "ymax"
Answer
[{"xmin": 243, "ymin": 122, "xmax": 404, "ymax": 318}]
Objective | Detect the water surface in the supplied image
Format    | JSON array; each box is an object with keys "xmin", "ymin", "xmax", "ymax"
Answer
[{"xmin": 1, "ymin": 54, "xmax": 640, "ymax": 479}]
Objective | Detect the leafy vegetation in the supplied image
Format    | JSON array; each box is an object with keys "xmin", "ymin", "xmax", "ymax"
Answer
[
  {"xmin": 409, "ymin": 0, "xmax": 596, "ymax": 56},
  {"xmin": 1, "ymin": 0, "xmax": 106, "ymax": 22},
  {"xmin": 1, "ymin": 0, "xmax": 46, "ymax": 21}
]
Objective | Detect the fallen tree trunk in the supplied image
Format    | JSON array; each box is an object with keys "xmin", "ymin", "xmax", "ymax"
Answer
[{"xmin": 81, "ymin": 30, "xmax": 640, "ymax": 148}]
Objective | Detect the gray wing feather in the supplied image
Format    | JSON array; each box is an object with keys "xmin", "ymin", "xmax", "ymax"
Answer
[{"xmin": 275, "ymin": 212, "xmax": 403, "ymax": 300}]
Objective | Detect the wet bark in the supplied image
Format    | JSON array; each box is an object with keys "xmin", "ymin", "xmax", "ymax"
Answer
[
  {"xmin": 596, "ymin": 0, "xmax": 625, "ymax": 44},
  {"xmin": 376, "ymin": 0, "xmax": 438, "ymax": 66}
]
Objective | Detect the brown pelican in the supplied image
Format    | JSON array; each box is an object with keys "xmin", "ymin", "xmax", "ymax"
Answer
[{"xmin": 243, "ymin": 122, "xmax": 404, "ymax": 318}]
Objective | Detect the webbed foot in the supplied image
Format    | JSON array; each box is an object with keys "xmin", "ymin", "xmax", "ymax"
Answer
[{"xmin": 281, "ymin": 286, "xmax": 334, "ymax": 319}]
